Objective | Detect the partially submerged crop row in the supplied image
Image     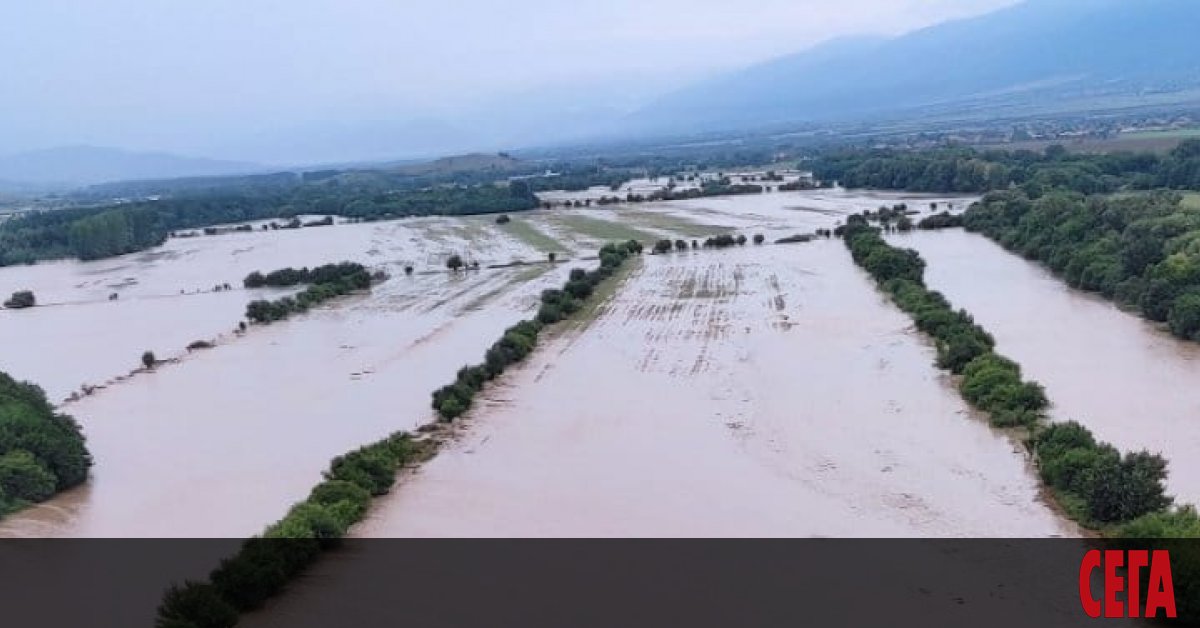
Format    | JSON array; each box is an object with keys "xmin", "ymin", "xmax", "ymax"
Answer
[{"xmin": 154, "ymin": 241, "xmax": 643, "ymax": 628}]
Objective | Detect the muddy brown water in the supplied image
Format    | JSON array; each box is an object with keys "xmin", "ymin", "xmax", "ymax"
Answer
[
  {"xmin": 0, "ymin": 193, "xmax": 1093, "ymax": 625},
  {"xmin": 0, "ymin": 217, "xmax": 574, "ymax": 537},
  {"xmin": 236, "ymin": 232, "xmax": 1091, "ymax": 628},
  {"xmin": 351, "ymin": 242, "xmax": 1071, "ymax": 537},
  {"xmin": 893, "ymin": 229, "xmax": 1200, "ymax": 508}
]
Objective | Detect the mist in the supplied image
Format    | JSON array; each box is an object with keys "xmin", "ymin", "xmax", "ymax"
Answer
[{"xmin": 0, "ymin": 0, "xmax": 1018, "ymax": 165}]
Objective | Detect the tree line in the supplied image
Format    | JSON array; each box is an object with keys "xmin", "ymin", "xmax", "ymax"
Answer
[
  {"xmin": 244, "ymin": 262, "xmax": 374, "ymax": 324},
  {"xmin": 432, "ymin": 240, "xmax": 642, "ymax": 421},
  {"xmin": 155, "ymin": 240, "xmax": 644, "ymax": 627},
  {"xmin": 962, "ymin": 189, "xmax": 1200, "ymax": 341},
  {"xmin": 0, "ymin": 182, "xmax": 538, "ymax": 267},
  {"xmin": 243, "ymin": 262, "xmax": 371, "ymax": 289},
  {"xmin": 842, "ymin": 221, "xmax": 1196, "ymax": 539},
  {"xmin": 155, "ymin": 432, "xmax": 431, "ymax": 627},
  {"xmin": 814, "ymin": 140, "xmax": 1200, "ymax": 196},
  {"xmin": 0, "ymin": 372, "xmax": 91, "ymax": 518}
]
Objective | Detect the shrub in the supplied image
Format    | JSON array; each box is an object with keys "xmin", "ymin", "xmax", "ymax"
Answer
[
  {"xmin": 538, "ymin": 303, "xmax": 564, "ymax": 324},
  {"xmin": 156, "ymin": 582, "xmax": 238, "ymax": 628},
  {"xmin": 432, "ymin": 243, "xmax": 633, "ymax": 422},
  {"xmin": 1169, "ymin": 291, "xmax": 1200, "ymax": 340},
  {"xmin": 564, "ymin": 279, "xmax": 593, "ymax": 300},
  {"xmin": 0, "ymin": 374, "xmax": 92, "ymax": 491},
  {"xmin": 3, "ymin": 290, "xmax": 35, "ymax": 309},
  {"xmin": 307, "ymin": 479, "xmax": 371, "ymax": 520},
  {"xmin": 1034, "ymin": 422, "xmax": 1172, "ymax": 524},
  {"xmin": 326, "ymin": 446, "xmax": 399, "ymax": 495},
  {"xmin": 263, "ymin": 501, "xmax": 348, "ymax": 539},
  {"xmin": 0, "ymin": 449, "xmax": 56, "ymax": 502},
  {"xmin": 753, "ymin": 234, "xmax": 765, "ymax": 244}
]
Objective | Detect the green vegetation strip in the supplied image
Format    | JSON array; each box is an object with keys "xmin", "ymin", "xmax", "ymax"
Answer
[
  {"xmin": 844, "ymin": 220, "xmax": 1200, "ymax": 553},
  {"xmin": 549, "ymin": 214, "xmax": 656, "ymax": 243},
  {"xmin": 497, "ymin": 218, "xmax": 568, "ymax": 254},
  {"xmin": 0, "ymin": 182, "xmax": 538, "ymax": 267},
  {"xmin": 618, "ymin": 210, "xmax": 732, "ymax": 238},
  {"xmin": 814, "ymin": 139, "xmax": 1200, "ymax": 194},
  {"xmin": 243, "ymin": 262, "xmax": 374, "ymax": 324},
  {"xmin": 0, "ymin": 373, "xmax": 91, "ymax": 519},
  {"xmin": 155, "ymin": 240, "xmax": 644, "ymax": 628},
  {"xmin": 966, "ymin": 188, "xmax": 1200, "ymax": 343}
]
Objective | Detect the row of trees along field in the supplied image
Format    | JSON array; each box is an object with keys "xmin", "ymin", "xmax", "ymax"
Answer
[
  {"xmin": 0, "ymin": 372, "xmax": 91, "ymax": 518},
  {"xmin": 964, "ymin": 189, "xmax": 1200, "ymax": 341},
  {"xmin": 842, "ymin": 220, "xmax": 1199, "ymax": 530},
  {"xmin": 243, "ymin": 262, "xmax": 374, "ymax": 324},
  {"xmin": 819, "ymin": 140, "xmax": 1200, "ymax": 343},
  {"xmin": 842, "ymin": 220, "xmax": 1200, "ymax": 619},
  {"xmin": 156, "ymin": 241, "xmax": 643, "ymax": 628},
  {"xmin": 432, "ymin": 240, "xmax": 642, "ymax": 421},
  {"xmin": 0, "ymin": 181, "xmax": 538, "ymax": 267},
  {"xmin": 813, "ymin": 140, "xmax": 1200, "ymax": 195}
]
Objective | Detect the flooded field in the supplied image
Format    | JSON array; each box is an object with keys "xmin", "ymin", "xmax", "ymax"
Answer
[
  {"xmin": 0, "ymin": 216, "xmax": 579, "ymax": 537},
  {"xmin": 0, "ymin": 216, "xmax": 551, "ymax": 402},
  {"xmin": 350, "ymin": 241, "xmax": 1070, "ymax": 537},
  {"xmin": 0, "ymin": 188, "xmax": 992, "ymax": 539},
  {"xmin": 895, "ymin": 229, "xmax": 1200, "ymax": 507}
]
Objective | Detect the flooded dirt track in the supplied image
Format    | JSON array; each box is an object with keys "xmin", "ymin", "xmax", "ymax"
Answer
[
  {"xmin": 352, "ymin": 242, "xmax": 1073, "ymax": 538},
  {"xmin": 895, "ymin": 229, "xmax": 1200, "ymax": 507}
]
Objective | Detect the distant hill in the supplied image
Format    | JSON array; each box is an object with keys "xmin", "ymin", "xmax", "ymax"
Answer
[
  {"xmin": 634, "ymin": 0, "xmax": 1200, "ymax": 134},
  {"xmin": 0, "ymin": 146, "xmax": 262, "ymax": 187},
  {"xmin": 392, "ymin": 152, "xmax": 525, "ymax": 176}
]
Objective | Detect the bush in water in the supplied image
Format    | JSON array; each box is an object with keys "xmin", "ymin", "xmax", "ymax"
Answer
[{"xmin": 432, "ymin": 241, "xmax": 640, "ymax": 422}]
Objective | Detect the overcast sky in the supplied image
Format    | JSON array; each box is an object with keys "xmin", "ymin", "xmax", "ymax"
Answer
[{"xmin": 0, "ymin": 0, "xmax": 1020, "ymax": 162}]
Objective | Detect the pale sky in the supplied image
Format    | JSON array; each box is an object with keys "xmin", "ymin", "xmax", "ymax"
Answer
[{"xmin": 0, "ymin": 0, "xmax": 1020, "ymax": 162}]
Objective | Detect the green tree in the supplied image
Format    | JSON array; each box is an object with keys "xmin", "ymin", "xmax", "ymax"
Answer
[
  {"xmin": 1169, "ymin": 291, "xmax": 1200, "ymax": 339},
  {"xmin": 0, "ymin": 450, "xmax": 57, "ymax": 502}
]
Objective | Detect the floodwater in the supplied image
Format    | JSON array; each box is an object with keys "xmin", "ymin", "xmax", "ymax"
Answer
[
  {"xmin": 0, "ymin": 216, "xmax": 577, "ymax": 537},
  {"xmin": 895, "ymin": 229, "xmax": 1200, "ymax": 507},
  {"xmin": 0, "ymin": 189, "xmax": 1009, "ymax": 540},
  {"xmin": 351, "ymin": 242, "xmax": 1072, "ymax": 537},
  {"xmin": 0, "ymin": 216, "xmax": 547, "ymax": 402}
]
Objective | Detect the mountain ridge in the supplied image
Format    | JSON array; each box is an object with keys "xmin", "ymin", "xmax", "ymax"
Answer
[
  {"xmin": 633, "ymin": 0, "xmax": 1200, "ymax": 134},
  {"xmin": 0, "ymin": 145, "xmax": 264, "ymax": 188}
]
